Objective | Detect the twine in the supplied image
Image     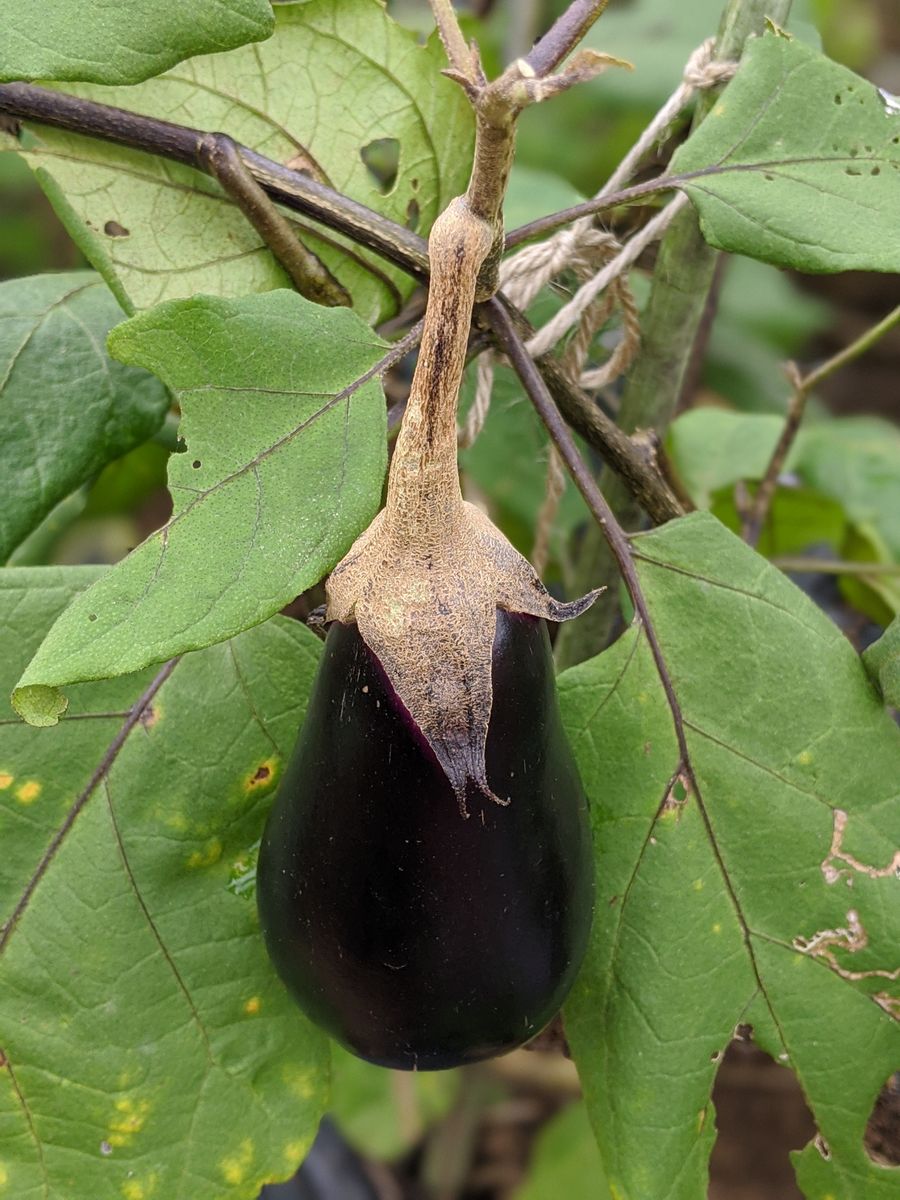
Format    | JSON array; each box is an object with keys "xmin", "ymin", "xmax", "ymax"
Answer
[{"xmin": 458, "ymin": 38, "xmax": 738, "ymax": 561}]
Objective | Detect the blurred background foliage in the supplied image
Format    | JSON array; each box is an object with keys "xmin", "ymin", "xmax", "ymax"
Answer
[{"xmin": 2, "ymin": 0, "xmax": 899, "ymax": 1196}]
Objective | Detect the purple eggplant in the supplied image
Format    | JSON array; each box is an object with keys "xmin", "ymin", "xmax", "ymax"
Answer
[{"xmin": 257, "ymin": 609, "xmax": 593, "ymax": 1070}]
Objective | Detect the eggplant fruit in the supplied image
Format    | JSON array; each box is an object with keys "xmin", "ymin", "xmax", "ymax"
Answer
[{"xmin": 257, "ymin": 609, "xmax": 593, "ymax": 1070}]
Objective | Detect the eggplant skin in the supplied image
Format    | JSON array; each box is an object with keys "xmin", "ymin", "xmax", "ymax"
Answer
[{"xmin": 257, "ymin": 610, "xmax": 594, "ymax": 1070}]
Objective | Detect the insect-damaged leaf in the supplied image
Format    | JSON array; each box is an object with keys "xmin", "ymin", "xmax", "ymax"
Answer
[
  {"xmin": 5, "ymin": 0, "xmax": 473, "ymax": 323},
  {"xmin": 13, "ymin": 290, "xmax": 388, "ymax": 726},
  {"xmin": 671, "ymin": 34, "xmax": 900, "ymax": 272},
  {"xmin": 0, "ymin": 567, "xmax": 328, "ymax": 1200},
  {"xmin": 559, "ymin": 513, "xmax": 900, "ymax": 1200}
]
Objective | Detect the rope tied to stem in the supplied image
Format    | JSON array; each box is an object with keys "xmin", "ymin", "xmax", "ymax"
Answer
[{"xmin": 458, "ymin": 37, "xmax": 738, "ymax": 568}]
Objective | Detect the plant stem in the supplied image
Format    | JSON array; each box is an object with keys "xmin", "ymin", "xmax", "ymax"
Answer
[
  {"xmin": 487, "ymin": 297, "xmax": 693, "ymax": 778},
  {"xmin": 742, "ymin": 302, "xmax": 900, "ymax": 545},
  {"xmin": 0, "ymin": 81, "xmax": 430, "ymax": 278},
  {"xmin": 771, "ymin": 558, "xmax": 900, "ymax": 577},
  {"xmin": 0, "ymin": 76, "xmax": 682, "ymax": 521},
  {"xmin": 555, "ymin": 0, "xmax": 793, "ymax": 670},
  {"xmin": 198, "ymin": 132, "xmax": 351, "ymax": 306}
]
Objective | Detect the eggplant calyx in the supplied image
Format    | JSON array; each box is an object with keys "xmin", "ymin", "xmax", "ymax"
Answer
[{"xmin": 326, "ymin": 500, "xmax": 601, "ymax": 817}]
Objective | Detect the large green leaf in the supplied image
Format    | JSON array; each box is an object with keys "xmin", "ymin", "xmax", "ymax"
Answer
[
  {"xmin": 7, "ymin": 0, "xmax": 473, "ymax": 324},
  {"xmin": 0, "ymin": 272, "xmax": 169, "ymax": 564},
  {"xmin": 671, "ymin": 34, "xmax": 900, "ymax": 272},
  {"xmin": 13, "ymin": 290, "xmax": 388, "ymax": 726},
  {"xmin": 560, "ymin": 513, "xmax": 900, "ymax": 1200},
  {"xmin": 0, "ymin": 0, "xmax": 273, "ymax": 87},
  {"xmin": 0, "ymin": 567, "xmax": 328, "ymax": 1200}
]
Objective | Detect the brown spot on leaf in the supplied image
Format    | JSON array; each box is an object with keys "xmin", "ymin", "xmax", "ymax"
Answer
[
  {"xmin": 245, "ymin": 758, "xmax": 278, "ymax": 790},
  {"xmin": 104, "ymin": 220, "xmax": 130, "ymax": 238},
  {"xmin": 139, "ymin": 705, "xmax": 159, "ymax": 729}
]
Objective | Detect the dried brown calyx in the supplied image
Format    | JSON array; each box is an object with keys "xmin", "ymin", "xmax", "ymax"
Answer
[{"xmin": 326, "ymin": 45, "xmax": 606, "ymax": 815}]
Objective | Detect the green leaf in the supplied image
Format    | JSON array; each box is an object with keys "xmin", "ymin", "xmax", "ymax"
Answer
[
  {"xmin": 560, "ymin": 513, "xmax": 900, "ymax": 1200},
  {"xmin": 671, "ymin": 34, "xmax": 900, "ymax": 272},
  {"xmin": 514, "ymin": 1103, "xmax": 609, "ymax": 1200},
  {"xmin": 0, "ymin": 0, "xmax": 274, "ymax": 87},
  {"xmin": 329, "ymin": 1045, "xmax": 459, "ymax": 1160},
  {"xmin": 0, "ymin": 566, "xmax": 329, "ymax": 1200},
  {"xmin": 12, "ymin": 291, "xmax": 387, "ymax": 726},
  {"xmin": 0, "ymin": 272, "xmax": 169, "ymax": 563},
  {"xmin": 9, "ymin": 0, "xmax": 473, "ymax": 323},
  {"xmin": 863, "ymin": 616, "xmax": 900, "ymax": 707}
]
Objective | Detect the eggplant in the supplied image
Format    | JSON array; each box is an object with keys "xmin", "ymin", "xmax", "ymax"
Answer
[{"xmin": 257, "ymin": 608, "xmax": 593, "ymax": 1070}]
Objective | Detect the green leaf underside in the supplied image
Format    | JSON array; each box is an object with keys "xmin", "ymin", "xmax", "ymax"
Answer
[
  {"xmin": 672, "ymin": 33, "xmax": 900, "ymax": 273},
  {"xmin": 560, "ymin": 513, "xmax": 900, "ymax": 1200},
  {"xmin": 6, "ymin": 0, "xmax": 473, "ymax": 324},
  {"xmin": 0, "ymin": 272, "xmax": 169, "ymax": 563},
  {"xmin": 0, "ymin": 567, "xmax": 328, "ymax": 1200},
  {"xmin": 0, "ymin": 0, "xmax": 274, "ymax": 87},
  {"xmin": 863, "ymin": 617, "xmax": 900, "ymax": 708},
  {"xmin": 12, "ymin": 290, "xmax": 388, "ymax": 725}
]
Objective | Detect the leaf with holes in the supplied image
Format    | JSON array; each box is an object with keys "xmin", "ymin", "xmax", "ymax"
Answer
[
  {"xmin": 559, "ymin": 512, "xmax": 900, "ymax": 1200},
  {"xmin": 0, "ymin": 566, "xmax": 328, "ymax": 1200},
  {"xmin": 670, "ymin": 33, "xmax": 900, "ymax": 272},
  {"xmin": 0, "ymin": 0, "xmax": 274, "ymax": 87},
  {"xmin": 0, "ymin": 272, "xmax": 170, "ymax": 564},
  {"xmin": 12, "ymin": 290, "xmax": 387, "ymax": 726},
  {"xmin": 5, "ymin": 0, "xmax": 473, "ymax": 323}
]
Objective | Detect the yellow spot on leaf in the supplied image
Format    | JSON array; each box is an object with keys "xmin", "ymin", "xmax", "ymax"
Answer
[
  {"xmin": 220, "ymin": 1139, "xmax": 254, "ymax": 1186},
  {"xmin": 692, "ymin": 879, "xmax": 704, "ymax": 892},
  {"xmin": 712, "ymin": 922, "xmax": 722, "ymax": 934},
  {"xmin": 0, "ymin": 773, "xmax": 13, "ymax": 790},
  {"xmin": 121, "ymin": 1177, "xmax": 156, "ymax": 1200},
  {"xmin": 244, "ymin": 996, "xmax": 261, "ymax": 1016},
  {"xmin": 186, "ymin": 838, "xmax": 222, "ymax": 869},
  {"xmin": 15, "ymin": 780, "xmax": 41, "ymax": 805},
  {"xmin": 165, "ymin": 812, "xmax": 188, "ymax": 832},
  {"xmin": 0, "ymin": 1163, "xmax": 8, "ymax": 1187},
  {"xmin": 283, "ymin": 1140, "xmax": 309, "ymax": 1166},
  {"xmin": 282, "ymin": 1064, "xmax": 317, "ymax": 1101},
  {"xmin": 108, "ymin": 1097, "xmax": 150, "ymax": 1148},
  {"xmin": 797, "ymin": 750, "xmax": 812, "ymax": 765}
]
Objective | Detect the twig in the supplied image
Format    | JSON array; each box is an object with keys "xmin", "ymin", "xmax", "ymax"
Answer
[
  {"xmin": 0, "ymin": 81, "xmax": 430, "ymax": 278},
  {"xmin": 523, "ymin": 0, "xmax": 610, "ymax": 77},
  {"xmin": 741, "ymin": 363, "xmax": 807, "ymax": 547},
  {"xmin": 197, "ymin": 132, "xmax": 350, "ymax": 307},
  {"xmin": 803, "ymin": 303, "xmax": 900, "ymax": 394},
  {"xmin": 486, "ymin": 298, "xmax": 693, "ymax": 780},
  {"xmin": 0, "ymin": 658, "xmax": 180, "ymax": 953},
  {"xmin": 429, "ymin": 0, "xmax": 478, "ymax": 81},
  {"xmin": 772, "ymin": 558, "xmax": 900, "ymax": 577},
  {"xmin": 501, "ymin": 303, "xmax": 684, "ymax": 524},
  {"xmin": 742, "ymin": 303, "xmax": 900, "ymax": 547},
  {"xmin": 0, "ymin": 79, "xmax": 682, "ymax": 521}
]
